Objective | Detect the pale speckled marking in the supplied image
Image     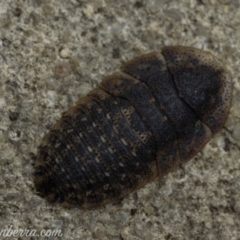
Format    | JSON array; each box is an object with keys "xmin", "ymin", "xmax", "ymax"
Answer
[
  {"xmin": 119, "ymin": 162, "xmax": 124, "ymax": 167},
  {"xmin": 55, "ymin": 157, "xmax": 60, "ymax": 164},
  {"xmin": 95, "ymin": 157, "xmax": 100, "ymax": 163},
  {"xmin": 66, "ymin": 174, "xmax": 71, "ymax": 180},
  {"xmin": 106, "ymin": 113, "xmax": 111, "ymax": 120},
  {"xmin": 117, "ymin": 102, "xmax": 153, "ymax": 149},
  {"xmin": 162, "ymin": 116, "xmax": 168, "ymax": 122},
  {"xmin": 100, "ymin": 136, "xmax": 106, "ymax": 143},
  {"xmin": 81, "ymin": 166, "xmax": 86, "ymax": 172},
  {"xmin": 66, "ymin": 145, "xmax": 71, "ymax": 150},
  {"xmin": 87, "ymin": 146, "xmax": 93, "ymax": 153},
  {"xmin": 131, "ymin": 151, "xmax": 137, "ymax": 157},
  {"xmin": 100, "ymin": 101, "xmax": 142, "ymax": 163},
  {"xmin": 108, "ymin": 147, "xmax": 114, "ymax": 154},
  {"xmin": 81, "ymin": 117, "xmax": 87, "ymax": 121},
  {"xmin": 89, "ymin": 179, "xmax": 94, "ymax": 184},
  {"xmin": 55, "ymin": 142, "xmax": 61, "ymax": 148},
  {"xmin": 121, "ymin": 138, "xmax": 128, "ymax": 146},
  {"xmin": 149, "ymin": 97, "xmax": 156, "ymax": 104},
  {"xmin": 112, "ymin": 125, "xmax": 119, "ymax": 134}
]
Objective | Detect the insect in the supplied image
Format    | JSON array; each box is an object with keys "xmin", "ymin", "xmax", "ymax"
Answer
[{"xmin": 33, "ymin": 46, "xmax": 232, "ymax": 208}]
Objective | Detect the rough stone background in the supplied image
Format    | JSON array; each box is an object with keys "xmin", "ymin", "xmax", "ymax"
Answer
[{"xmin": 0, "ymin": 0, "xmax": 240, "ymax": 239}]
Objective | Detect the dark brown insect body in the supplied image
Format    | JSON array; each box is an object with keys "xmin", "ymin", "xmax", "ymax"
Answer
[{"xmin": 34, "ymin": 46, "xmax": 232, "ymax": 208}]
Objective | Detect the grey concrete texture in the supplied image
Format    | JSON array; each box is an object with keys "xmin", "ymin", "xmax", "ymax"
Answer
[{"xmin": 0, "ymin": 0, "xmax": 240, "ymax": 239}]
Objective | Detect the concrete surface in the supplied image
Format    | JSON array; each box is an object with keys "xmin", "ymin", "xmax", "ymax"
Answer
[{"xmin": 0, "ymin": 0, "xmax": 240, "ymax": 239}]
